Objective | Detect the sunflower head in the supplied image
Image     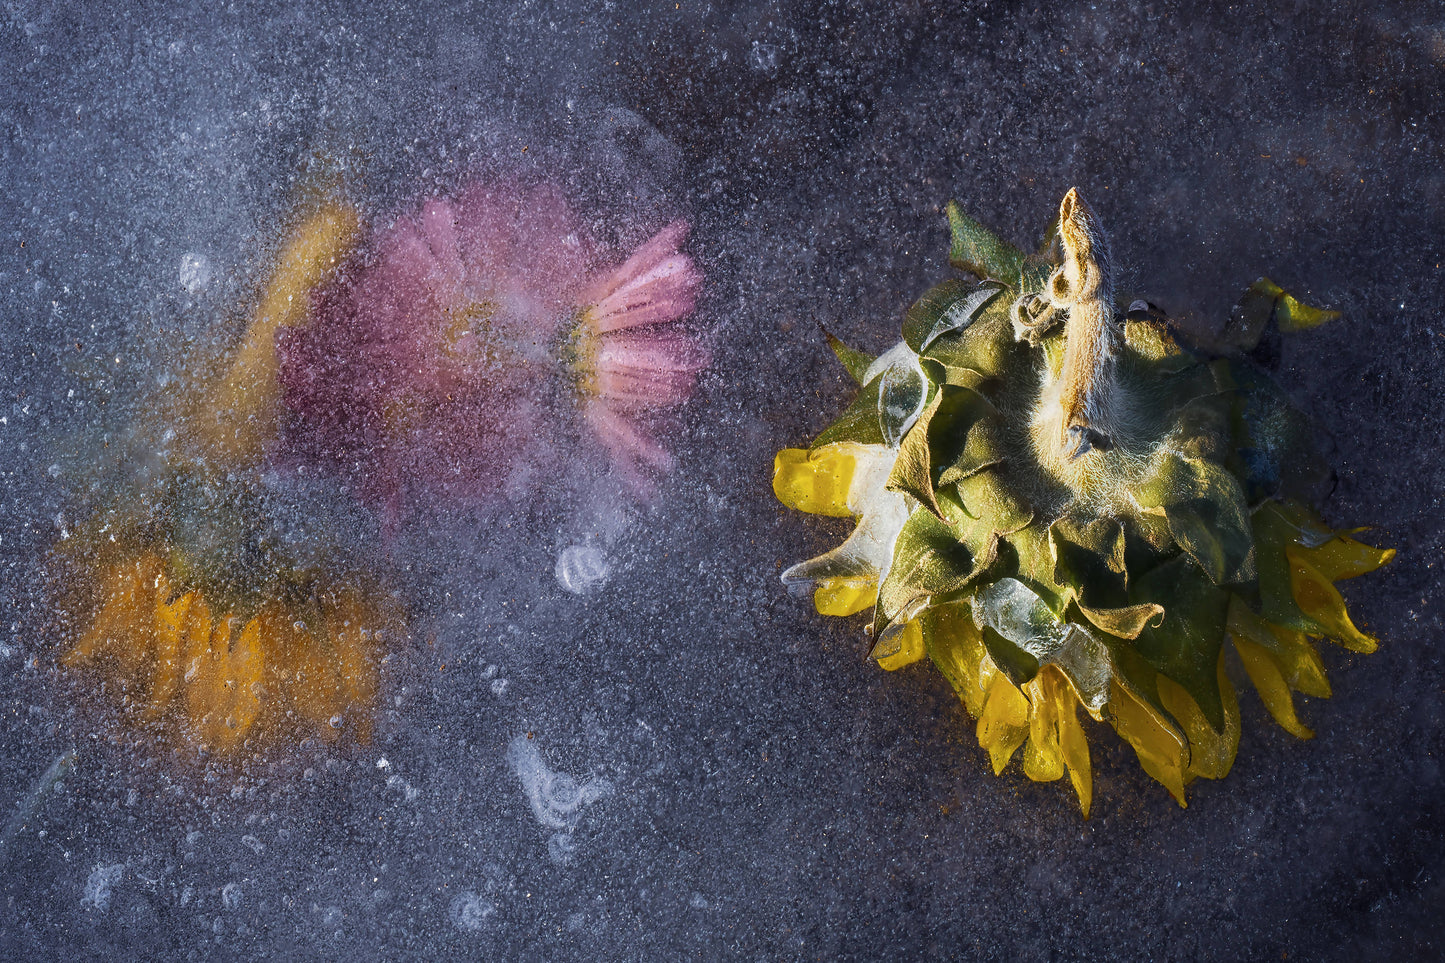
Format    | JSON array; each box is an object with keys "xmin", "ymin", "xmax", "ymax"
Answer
[{"xmin": 775, "ymin": 190, "xmax": 1391, "ymax": 814}]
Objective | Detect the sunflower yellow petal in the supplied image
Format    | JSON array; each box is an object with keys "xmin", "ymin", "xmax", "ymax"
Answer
[
  {"xmin": 1054, "ymin": 678, "xmax": 1093, "ymax": 818},
  {"xmin": 1158, "ymin": 657, "xmax": 1240, "ymax": 781},
  {"xmin": 1292, "ymin": 534, "xmax": 1394, "ymax": 582},
  {"xmin": 1286, "ymin": 547, "xmax": 1378, "ymax": 653},
  {"xmin": 1021, "ymin": 669, "xmax": 1067, "ymax": 783},
  {"xmin": 186, "ymin": 614, "xmax": 233, "ymax": 745},
  {"xmin": 222, "ymin": 615, "xmax": 265, "ymax": 747},
  {"xmin": 327, "ymin": 590, "xmax": 384, "ymax": 743},
  {"xmin": 772, "ymin": 446, "xmax": 861, "ymax": 517},
  {"xmin": 925, "ymin": 604, "xmax": 990, "ymax": 718},
  {"xmin": 1269, "ymin": 627, "xmax": 1331, "ymax": 698},
  {"xmin": 1109, "ymin": 682, "xmax": 1188, "ymax": 806},
  {"xmin": 1232, "ymin": 630, "xmax": 1313, "ymax": 739},
  {"xmin": 875, "ymin": 618, "xmax": 925, "ymax": 671},
  {"xmin": 144, "ymin": 587, "xmax": 194, "ymax": 720},
  {"xmin": 1227, "ymin": 596, "xmax": 1332, "ymax": 698},
  {"xmin": 813, "ymin": 579, "xmax": 878, "ymax": 617},
  {"xmin": 978, "ymin": 670, "xmax": 1030, "ymax": 775}
]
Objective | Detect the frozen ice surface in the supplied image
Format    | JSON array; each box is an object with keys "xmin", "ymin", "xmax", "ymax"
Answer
[{"xmin": 1, "ymin": 1, "xmax": 1444, "ymax": 961}]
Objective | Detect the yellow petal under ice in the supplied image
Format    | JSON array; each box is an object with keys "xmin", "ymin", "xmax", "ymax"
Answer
[
  {"xmin": 1020, "ymin": 666, "xmax": 1092, "ymax": 816},
  {"xmin": 1291, "ymin": 533, "xmax": 1394, "ymax": 582},
  {"xmin": 772, "ymin": 446, "xmax": 860, "ymax": 518},
  {"xmin": 1158, "ymin": 658, "xmax": 1240, "ymax": 781},
  {"xmin": 875, "ymin": 618, "xmax": 924, "ymax": 671},
  {"xmin": 978, "ymin": 669, "xmax": 1030, "ymax": 775},
  {"xmin": 188, "ymin": 201, "xmax": 360, "ymax": 467},
  {"xmin": 1232, "ymin": 630, "xmax": 1314, "ymax": 739},
  {"xmin": 813, "ymin": 580, "xmax": 878, "ymax": 617},
  {"xmin": 145, "ymin": 585, "xmax": 192, "ymax": 721},
  {"xmin": 1287, "ymin": 547, "xmax": 1378, "ymax": 653},
  {"xmin": 1109, "ymin": 681, "xmax": 1188, "ymax": 806},
  {"xmin": 925, "ymin": 605, "xmax": 989, "ymax": 717}
]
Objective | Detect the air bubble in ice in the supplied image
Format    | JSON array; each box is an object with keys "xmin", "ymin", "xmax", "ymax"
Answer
[
  {"xmin": 548, "ymin": 832, "xmax": 579, "ymax": 864},
  {"xmin": 555, "ymin": 544, "xmax": 610, "ymax": 594},
  {"xmin": 221, "ymin": 882, "xmax": 243, "ymax": 911},
  {"xmin": 178, "ymin": 253, "xmax": 211, "ymax": 293},
  {"xmin": 749, "ymin": 41, "xmax": 781, "ymax": 76},
  {"xmin": 448, "ymin": 891, "xmax": 496, "ymax": 932}
]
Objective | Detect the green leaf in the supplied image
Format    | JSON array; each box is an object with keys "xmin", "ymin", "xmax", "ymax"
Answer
[
  {"xmin": 1018, "ymin": 258, "xmax": 1056, "ymax": 299},
  {"xmin": 1123, "ymin": 317, "xmax": 1193, "ymax": 371},
  {"xmin": 1077, "ymin": 602, "xmax": 1165, "ymax": 640},
  {"xmin": 810, "ymin": 377, "xmax": 886, "ymax": 449},
  {"xmin": 823, "ymin": 329, "xmax": 873, "ymax": 384},
  {"xmin": 886, "ymin": 390, "xmax": 945, "ymax": 518},
  {"xmin": 1129, "ymin": 553, "xmax": 1230, "ymax": 731},
  {"xmin": 946, "ymin": 201, "xmax": 1025, "ymax": 282},
  {"xmin": 1136, "ymin": 452, "xmax": 1256, "ymax": 585},
  {"xmin": 955, "ymin": 467, "xmax": 1033, "ymax": 537},
  {"xmin": 902, "ymin": 281, "xmax": 1006, "ymax": 354},
  {"xmin": 876, "ymin": 497, "xmax": 980, "ymax": 625},
  {"xmin": 1000, "ymin": 521, "xmax": 1067, "ymax": 613},
  {"xmin": 932, "ymin": 387, "xmax": 1005, "ymax": 488},
  {"xmin": 1049, "ymin": 515, "xmax": 1128, "ymax": 608},
  {"xmin": 921, "ymin": 297, "xmax": 1028, "ymax": 383}
]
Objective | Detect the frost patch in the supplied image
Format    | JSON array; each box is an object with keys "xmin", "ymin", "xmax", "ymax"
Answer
[
  {"xmin": 81, "ymin": 862, "xmax": 125, "ymax": 912},
  {"xmin": 448, "ymin": 891, "xmax": 496, "ymax": 932}
]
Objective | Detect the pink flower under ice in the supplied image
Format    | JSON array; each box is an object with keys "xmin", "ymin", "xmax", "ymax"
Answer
[
  {"xmin": 275, "ymin": 178, "xmax": 706, "ymax": 516},
  {"xmin": 573, "ymin": 221, "xmax": 707, "ymax": 490}
]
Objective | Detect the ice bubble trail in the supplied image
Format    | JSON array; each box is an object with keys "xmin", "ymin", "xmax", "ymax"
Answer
[{"xmin": 506, "ymin": 735, "xmax": 611, "ymax": 832}]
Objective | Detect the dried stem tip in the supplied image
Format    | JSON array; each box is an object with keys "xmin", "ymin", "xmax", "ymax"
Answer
[{"xmin": 1053, "ymin": 188, "xmax": 1117, "ymax": 461}]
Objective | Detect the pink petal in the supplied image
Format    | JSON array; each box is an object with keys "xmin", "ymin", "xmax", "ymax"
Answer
[
  {"xmin": 588, "ymin": 255, "xmax": 702, "ymax": 334},
  {"xmin": 581, "ymin": 220, "xmax": 691, "ymax": 306},
  {"xmin": 584, "ymin": 400, "xmax": 674, "ymax": 490},
  {"xmin": 418, "ymin": 199, "xmax": 465, "ymax": 294}
]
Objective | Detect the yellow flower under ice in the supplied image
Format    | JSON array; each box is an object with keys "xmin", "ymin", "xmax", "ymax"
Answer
[
  {"xmin": 58, "ymin": 191, "xmax": 401, "ymax": 756},
  {"xmin": 62, "ymin": 553, "xmax": 399, "ymax": 753},
  {"xmin": 778, "ymin": 438, "xmax": 1392, "ymax": 814}
]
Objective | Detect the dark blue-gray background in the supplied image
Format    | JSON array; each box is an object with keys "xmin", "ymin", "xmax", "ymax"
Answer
[{"xmin": 1, "ymin": 2, "xmax": 1442, "ymax": 960}]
